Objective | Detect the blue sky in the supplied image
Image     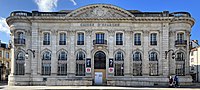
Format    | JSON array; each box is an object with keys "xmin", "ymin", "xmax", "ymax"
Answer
[{"xmin": 0, "ymin": 0, "xmax": 199, "ymax": 44}]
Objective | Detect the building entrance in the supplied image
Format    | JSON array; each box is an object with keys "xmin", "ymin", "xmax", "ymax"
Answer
[{"xmin": 94, "ymin": 51, "xmax": 106, "ymax": 85}]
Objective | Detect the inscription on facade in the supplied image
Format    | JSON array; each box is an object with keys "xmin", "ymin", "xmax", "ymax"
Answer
[{"xmin": 80, "ymin": 23, "xmax": 120, "ymax": 27}]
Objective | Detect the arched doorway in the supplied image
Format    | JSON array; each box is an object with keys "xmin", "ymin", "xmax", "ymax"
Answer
[{"xmin": 94, "ymin": 51, "xmax": 106, "ymax": 85}]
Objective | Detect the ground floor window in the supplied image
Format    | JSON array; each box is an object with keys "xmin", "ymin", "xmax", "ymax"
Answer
[
  {"xmin": 76, "ymin": 63, "xmax": 85, "ymax": 76},
  {"xmin": 133, "ymin": 62, "xmax": 142, "ymax": 76},
  {"xmin": 42, "ymin": 63, "xmax": 51, "ymax": 75},
  {"xmin": 149, "ymin": 61, "xmax": 158, "ymax": 76},
  {"xmin": 114, "ymin": 63, "xmax": 124, "ymax": 76},
  {"xmin": 15, "ymin": 60, "xmax": 25, "ymax": 75},
  {"xmin": 176, "ymin": 61, "xmax": 185, "ymax": 76},
  {"xmin": 58, "ymin": 63, "xmax": 67, "ymax": 75}
]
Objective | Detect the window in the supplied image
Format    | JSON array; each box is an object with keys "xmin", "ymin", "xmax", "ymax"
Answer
[
  {"xmin": 95, "ymin": 33, "xmax": 105, "ymax": 44},
  {"xmin": 59, "ymin": 33, "xmax": 66, "ymax": 45},
  {"xmin": 114, "ymin": 51, "xmax": 124, "ymax": 76},
  {"xmin": 134, "ymin": 33, "xmax": 141, "ymax": 45},
  {"xmin": 76, "ymin": 51, "xmax": 85, "ymax": 76},
  {"xmin": 6, "ymin": 52, "xmax": 9, "ymax": 59},
  {"xmin": 116, "ymin": 33, "xmax": 123, "ymax": 45},
  {"xmin": 58, "ymin": 51, "xmax": 67, "ymax": 75},
  {"xmin": 15, "ymin": 32, "xmax": 25, "ymax": 44},
  {"xmin": 177, "ymin": 33, "xmax": 184, "ymax": 41},
  {"xmin": 149, "ymin": 52, "xmax": 158, "ymax": 76},
  {"xmin": 150, "ymin": 33, "xmax": 157, "ymax": 45},
  {"xmin": 77, "ymin": 33, "xmax": 84, "ymax": 45},
  {"xmin": 133, "ymin": 52, "xmax": 142, "ymax": 76},
  {"xmin": 16, "ymin": 51, "xmax": 25, "ymax": 75},
  {"xmin": 43, "ymin": 33, "xmax": 50, "ymax": 45},
  {"xmin": 0, "ymin": 51, "xmax": 2, "ymax": 57},
  {"xmin": 176, "ymin": 52, "xmax": 185, "ymax": 75},
  {"xmin": 42, "ymin": 51, "xmax": 51, "ymax": 75}
]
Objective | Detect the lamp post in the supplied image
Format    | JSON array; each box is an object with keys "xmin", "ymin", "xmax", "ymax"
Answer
[
  {"xmin": 165, "ymin": 49, "xmax": 176, "ymax": 76},
  {"xmin": 25, "ymin": 49, "xmax": 35, "ymax": 85}
]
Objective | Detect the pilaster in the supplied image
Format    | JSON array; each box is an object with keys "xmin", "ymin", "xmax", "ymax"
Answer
[{"xmin": 142, "ymin": 30, "xmax": 149, "ymax": 76}]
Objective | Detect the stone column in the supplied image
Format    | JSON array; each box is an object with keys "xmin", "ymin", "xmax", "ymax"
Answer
[
  {"xmin": 185, "ymin": 31, "xmax": 190, "ymax": 75},
  {"xmin": 124, "ymin": 31, "xmax": 131, "ymax": 76},
  {"xmin": 25, "ymin": 30, "xmax": 31, "ymax": 75},
  {"xmin": 169, "ymin": 31, "xmax": 176, "ymax": 75},
  {"xmin": 85, "ymin": 30, "xmax": 92, "ymax": 77},
  {"xmin": 142, "ymin": 30, "xmax": 149, "ymax": 76},
  {"xmin": 108, "ymin": 30, "xmax": 115, "ymax": 77},
  {"xmin": 51, "ymin": 29, "xmax": 57, "ymax": 76},
  {"xmin": 162, "ymin": 23, "xmax": 169, "ymax": 76},
  {"xmin": 68, "ymin": 30, "xmax": 76, "ymax": 77},
  {"xmin": 8, "ymin": 33, "xmax": 15, "ymax": 85}
]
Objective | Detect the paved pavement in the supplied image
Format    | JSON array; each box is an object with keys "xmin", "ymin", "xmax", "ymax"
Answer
[{"xmin": 1, "ymin": 85, "xmax": 200, "ymax": 90}]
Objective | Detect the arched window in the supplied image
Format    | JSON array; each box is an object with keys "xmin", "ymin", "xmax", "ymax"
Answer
[
  {"xmin": 133, "ymin": 52, "xmax": 142, "ymax": 76},
  {"xmin": 76, "ymin": 51, "xmax": 85, "ymax": 76},
  {"xmin": 175, "ymin": 52, "xmax": 185, "ymax": 76},
  {"xmin": 149, "ymin": 52, "xmax": 157, "ymax": 61},
  {"xmin": 16, "ymin": 51, "xmax": 25, "ymax": 75},
  {"xmin": 42, "ymin": 51, "xmax": 51, "ymax": 75},
  {"xmin": 149, "ymin": 52, "xmax": 158, "ymax": 76},
  {"xmin": 58, "ymin": 51, "xmax": 67, "ymax": 75},
  {"xmin": 114, "ymin": 51, "xmax": 124, "ymax": 76}
]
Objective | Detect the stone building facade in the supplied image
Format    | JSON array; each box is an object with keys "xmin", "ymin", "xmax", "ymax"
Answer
[{"xmin": 6, "ymin": 4, "xmax": 195, "ymax": 86}]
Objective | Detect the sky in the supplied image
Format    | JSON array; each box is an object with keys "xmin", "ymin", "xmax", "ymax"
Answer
[{"xmin": 0, "ymin": 0, "xmax": 199, "ymax": 44}]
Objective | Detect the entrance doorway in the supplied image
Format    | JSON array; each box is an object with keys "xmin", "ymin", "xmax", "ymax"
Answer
[{"xmin": 94, "ymin": 51, "xmax": 106, "ymax": 85}]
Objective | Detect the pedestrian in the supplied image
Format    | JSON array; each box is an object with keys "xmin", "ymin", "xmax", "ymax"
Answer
[
  {"xmin": 174, "ymin": 75, "xmax": 179, "ymax": 87},
  {"xmin": 169, "ymin": 76, "xmax": 174, "ymax": 87}
]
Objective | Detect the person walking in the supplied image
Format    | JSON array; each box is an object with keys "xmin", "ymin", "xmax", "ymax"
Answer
[
  {"xmin": 174, "ymin": 75, "xmax": 179, "ymax": 87},
  {"xmin": 169, "ymin": 76, "xmax": 174, "ymax": 87}
]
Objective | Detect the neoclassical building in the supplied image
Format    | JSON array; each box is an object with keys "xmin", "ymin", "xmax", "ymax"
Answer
[{"xmin": 6, "ymin": 4, "xmax": 195, "ymax": 86}]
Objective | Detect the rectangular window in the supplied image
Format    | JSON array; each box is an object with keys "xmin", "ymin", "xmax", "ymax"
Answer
[
  {"xmin": 76, "ymin": 63, "xmax": 85, "ymax": 76},
  {"xmin": 133, "ymin": 63, "xmax": 142, "ymax": 76},
  {"xmin": 149, "ymin": 62, "xmax": 158, "ymax": 76},
  {"xmin": 59, "ymin": 33, "xmax": 66, "ymax": 45},
  {"xmin": 95, "ymin": 33, "xmax": 105, "ymax": 44},
  {"xmin": 6, "ymin": 52, "xmax": 9, "ymax": 59},
  {"xmin": 42, "ymin": 63, "xmax": 51, "ymax": 75},
  {"xmin": 77, "ymin": 33, "xmax": 84, "ymax": 45},
  {"xmin": 16, "ymin": 62, "xmax": 25, "ymax": 75},
  {"xmin": 43, "ymin": 33, "xmax": 50, "ymax": 45},
  {"xmin": 114, "ymin": 63, "xmax": 124, "ymax": 76},
  {"xmin": 0, "ymin": 51, "xmax": 2, "ymax": 57},
  {"xmin": 116, "ymin": 33, "xmax": 123, "ymax": 45},
  {"xmin": 177, "ymin": 33, "xmax": 184, "ymax": 41},
  {"xmin": 150, "ymin": 33, "xmax": 157, "ymax": 45},
  {"xmin": 176, "ymin": 62, "xmax": 185, "ymax": 76},
  {"xmin": 134, "ymin": 33, "xmax": 141, "ymax": 45},
  {"xmin": 58, "ymin": 63, "xmax": 67, "ymax": 75}
]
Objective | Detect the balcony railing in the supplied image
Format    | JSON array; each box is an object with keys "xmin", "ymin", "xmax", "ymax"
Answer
[
  {"xmin": 14, "ymin": 38, "xmax": 25, "ymax": 45},
  {"xmin": 134, "ymin": 41, "xmax": 141, "ymax": 45},
  {"xmin": 150, "ymin": 41, "xmax": 157, "ymax": 45},
  {"xmin": 59, "ymin": 41, "xmax": 66, "ymax": 45},
  {"xmin": 116, "ymin": 41, "xmax": 123, "ymax": 45},
  {"xmin": 175, "ymin": 40, "xmax": 187, "ymax": 45},
  {"xmin": 93, "ymin": 40, "xmax": 107, "ymax": 45},
  {"xmin": 43, "ymin": 41, "xmax": 50, "ymax": 45},
  {"xmin": 77, "ymin": 41, "xmax": 84, "ymax": 45}
]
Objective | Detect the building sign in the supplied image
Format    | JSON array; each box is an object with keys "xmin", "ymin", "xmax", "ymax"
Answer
[
  {"xmin": 86, "ymin": 58, "xmax": 91, "ymax": 67},
  {"xmin": 109, "ymin": 68, "xmax": 114, "ymax": 73},
  {"xmin": 80, "ymin": 23, "xmax": 120, "ymax": 27},
  {"xmin": 86, "ymin": 68, "xmax": 91, "ymax": 73},
  {"xmin": 109, "ymin": 58, "xmax": 113, "ymax": 67}
]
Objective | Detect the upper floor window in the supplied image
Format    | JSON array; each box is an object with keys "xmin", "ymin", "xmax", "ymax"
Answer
[
  {"xmin": 116, "ymin": 33, "xmax": 123, "ymax": 45},
  {"xmin": 43, "ymin": 33, "xmax": 50, "ymax": 45},
  {"xmin": 94, "ymin": 33, "xmax": 106, "ymax": 45},
  {"xmin": 133, "ymin": 52, "xmax": 142, "ymax": 61},
  {"xmin": 0, "ymin": 51, "xmax": 2, "ymax": 57},
  {"xmin": 149, "ymin": 52, "xmax": 158, "ymax": 61},
  {"xmin": 150, "ymin": 33, "xmax": 157, "ymax": 45},
  {"xmin": 17, "ymin": 32, "xmax": 24, "ymax": 39},
  {"xmin": 134, "ymin": 33, "xmax": 141, "ymax": 45},
  {"xmin": 177, "ymin": 33, "xmax": 184, "ymax": 41},
  {"xmin": 115, "ymin": 51, "xmax": 124, "ymax": 61},
  {"xmin": 176, "ymin": 52, "xmax": 184, "ymax": 61},
  {"xmin": 15, "ymin": 32, "xmax": 25, "ymax": 44},
  {"xmin": 59, "ymin": 33, "xmax": 66, "ymax": 45},
  {"xmin": 6, "ymin": 52, "xmax": 9, "ymax": 59},
  {"xmin": 58, "ymin": 51, "xmax": 67, "ymax": 60},
  {"xmin": 76, "ymin": 51, "xmax": 85, "ymax": 60},
  {"xmin": 77, "ymin": 33, "xmax": 84, "ymax": 45},
  {"xmin": 42, "ymin": 51, "xmax": 51, "ymax": 60}
]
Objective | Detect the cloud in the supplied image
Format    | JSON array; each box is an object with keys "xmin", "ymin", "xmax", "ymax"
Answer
[
  {"xmin": 34, "ymin": 0, "xmax": 77, "ymax": 12},
  {"xmin": 0, "ymin": 17, "xmax": 10, "ymax": 35},
  {"xmin": 35, "ymin": 0, "xmax": 58, "ymax": 12},
  {"xmin": 70, "ymin": 0, "xmax": 77, "ymax": 5}
]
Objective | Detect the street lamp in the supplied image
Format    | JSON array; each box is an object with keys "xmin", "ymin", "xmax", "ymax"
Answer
[
  {"xmin": 165, "ymin": 49, "xmax": 175, "ymax": 59},
  {"xmin": 25, "ymin": 49, "xmax": 35, "ymax": 59}
]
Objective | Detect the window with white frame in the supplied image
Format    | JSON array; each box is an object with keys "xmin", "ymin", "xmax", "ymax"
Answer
[
  {"xmin": 42, "ymin": 51, "xmax": 51, "ymax": 75},
  {"xmin": 149, "ymin": 52, "xmax": 158, "ymax": 76},
  {"xmin": 76, "ymin": 51, "xmax": 85, "ymax": 76},
  {"xmin": 134, "ymin": 33, "xmax": 141, "ymax": 45},
  {"xmin": 58, "ymin": 51, "xmax": 67, "ymax": 75},
  {"xmin": 116, "ymin": 33, "xmax": 123, "ymax": 45},
  {"xmin": 43, "ymin": 33, "xmax": 50, "ymax": 45},
  {"xmin": 133, "ymin": 52, "xmax": 142, "ymax": 76},
  {"xmin": 177, "ymin": 33, "xmax": 184, "ymax": 41},
  {"xmin": 15, "ymin": 32, "xmax": 25, "ymax": 44},
  {"xmin": 16, "ymin": 51, "xmax": 25, "ymax": 75},
  {"xmin": 77, "ymin": 33, "xmax": 84, "ymax": 45},
  {"xmin": 114, "ymin": 51, "xmax": 124, "ymax": 76},
  {"xmin": 150, "ymin": 33, "xmax": 157, "ymax": 45},
  {"xmin": 59, "ymin": 33, "xmax": 66, "ymax": 45},
  {"xmin": 175, "ymin": 52, "xmax": 185, "ymax": 76}
]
